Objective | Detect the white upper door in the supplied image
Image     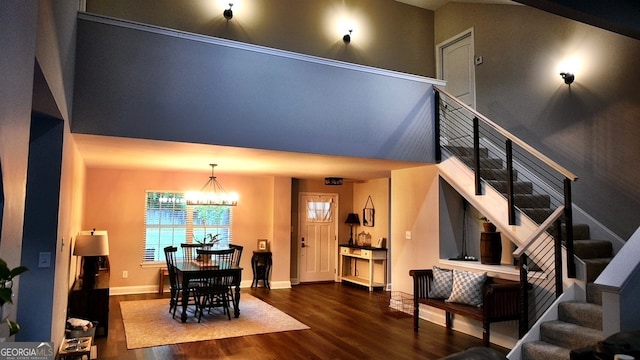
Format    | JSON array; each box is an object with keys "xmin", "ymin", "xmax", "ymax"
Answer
[
  {"xmin": 437, "ymin": 29, "xmax": 476, "ymax": 108},
  {"xmin": 298, "ymin": 193, "xmax": 338, "ymax": 283}
]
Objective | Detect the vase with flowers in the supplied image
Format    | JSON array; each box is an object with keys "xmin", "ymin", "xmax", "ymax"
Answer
[{"xmin": 479, "ymin": 216, "xmax": 497, "ymax": 233}]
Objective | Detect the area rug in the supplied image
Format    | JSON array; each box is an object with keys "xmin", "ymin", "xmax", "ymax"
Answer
[{"xmin": 120, "ymin": 294, "xmax": 309, "ymax": 349}]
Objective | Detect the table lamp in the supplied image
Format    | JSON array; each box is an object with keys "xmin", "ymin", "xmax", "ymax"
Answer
[
  {"xmin": 345, "ymin": 213, "xmax": 360, "ymax": 246},
  {"xmin": 74, "ymin": 229, "xmax": 109, "ymax": 290}
]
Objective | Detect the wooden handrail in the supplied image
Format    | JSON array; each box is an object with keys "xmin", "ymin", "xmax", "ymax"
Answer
[
  {"xmin": 435, "ymin": 86, "xmax": 578, "ymax": 182},
  {"xmin": 512, "ymin": 206, "xmax": 565, "ymax": 258}
]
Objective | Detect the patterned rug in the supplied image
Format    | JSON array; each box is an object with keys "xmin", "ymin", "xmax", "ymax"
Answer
[{"xmin": 120, "ymin": 294, "xmax": 309, "ymax": 349}]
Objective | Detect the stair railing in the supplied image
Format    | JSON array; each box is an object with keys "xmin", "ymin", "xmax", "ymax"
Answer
[{"xmin": 434, "ymin": 85, "xmax": 579, "ymax": 331}]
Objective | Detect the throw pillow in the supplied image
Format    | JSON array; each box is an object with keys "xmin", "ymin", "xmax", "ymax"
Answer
[
  {"xmin": 446, "ymin": 269, "xmax": 487, "ymax": 307},
  {"xmin": 429, "ymin": 266, "xmax": 453, "ymax": 299}
]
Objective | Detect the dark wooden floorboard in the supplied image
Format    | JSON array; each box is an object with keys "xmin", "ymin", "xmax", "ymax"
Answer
[{"xmin": 93, "ymin": 282, "xmax": 509, "ymax": 359}]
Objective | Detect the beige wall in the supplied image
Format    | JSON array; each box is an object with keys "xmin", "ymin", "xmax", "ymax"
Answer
[
  {"xmin": 82, "ymin": 168, "xmax": 291, "ymax": 291},
  {"xmin": 354, "ymin": 178, "xmax": 390, "ymax": 246},
  {"xmin": 390, "ymin": 165, "xmax": 440, "ymax": 294},
  {"xmin": 86, "ymin": 0, "xmax": 436, "ymax": 77}
]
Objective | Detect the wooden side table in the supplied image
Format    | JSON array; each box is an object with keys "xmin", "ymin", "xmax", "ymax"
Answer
[
  {"xmin": 158, "ymin": 268, "xmax": 169, "ymax": 294},
  {"xmin": 251, "ymin": 251, "xmax": 272, "ymax": 289}
]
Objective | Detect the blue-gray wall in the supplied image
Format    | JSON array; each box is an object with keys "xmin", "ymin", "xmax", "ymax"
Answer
[{"xmin": 73, "ymin": 15, "xmax": 439, "ymax": 163}]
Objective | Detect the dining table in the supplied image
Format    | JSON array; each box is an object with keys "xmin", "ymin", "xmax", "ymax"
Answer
[{"xmin": 174, "ymin": 260, "xmax": 243, "ymax": 323}]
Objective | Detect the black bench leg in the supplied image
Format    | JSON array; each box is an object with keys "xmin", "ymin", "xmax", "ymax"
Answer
[
  {"xmin": 414, "ymin": 300, "xmax": 419, "ymax": 332},
  {"xmin": 445, "ymin": 312, "xmax": 453, "ymax": 330},
  {"xmin": 482, "ymin": 321, "xmax": 490, "ymax": 347}
]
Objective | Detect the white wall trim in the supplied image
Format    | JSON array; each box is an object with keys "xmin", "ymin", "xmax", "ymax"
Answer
[
  {"xmin": 110, "ymin": 280, "xmax": 292, "ymax": 296},
  {"xmin": 417, "ymin": 305, "xmax": 518, "ymax": 349}
]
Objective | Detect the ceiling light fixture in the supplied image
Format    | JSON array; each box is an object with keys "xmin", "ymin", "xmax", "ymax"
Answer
[
  {"xmin": 223, "ymin": 3, "xmax": 234, "ymax": 20},
  {"xmin": 343, "ymin": 29, "xmax": 353, "ymax": 44},
  {"xmin": 186, "ymin": 164, "xmax": 238, "ymax": 206},
  {"xmin": 560, "ymin": 72, "xmax": 575, "ymax": 85}
]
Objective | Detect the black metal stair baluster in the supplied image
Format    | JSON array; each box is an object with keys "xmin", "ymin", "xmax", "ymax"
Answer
[
  {"xmin": 473, "ymin": 117, "xmax": 482, "ymax": 195},
  {"xmin": 564, "ymin": 178, "xmax": 576, "ymax": 278},
  {"xmin": 506, "ymin": 140, "xmax": 516, "ymax": 225},
  {"xmin": 435, "ymin": 89, "xmax": 442, "ymax": 163}
]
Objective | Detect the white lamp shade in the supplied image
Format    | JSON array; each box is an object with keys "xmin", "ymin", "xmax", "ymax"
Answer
[{"xmin": 74, "ymin": 230, "xmax": 109, "ymax": 256}]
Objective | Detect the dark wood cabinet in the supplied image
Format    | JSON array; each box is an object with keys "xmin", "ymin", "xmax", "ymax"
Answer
[{"xmin": 68, "ymin": 270, "xmax": 110, "ymax": 337}]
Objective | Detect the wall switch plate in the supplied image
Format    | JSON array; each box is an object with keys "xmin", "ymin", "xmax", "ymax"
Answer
[
  {"xmin": 122, "ymin": 270, "xmax": 128, "ymax": 279},
  {"xmin": 38, "ymin": 252, "xmax": 52, "ymax": 268},
  {"xmin": 475, "ymin": 55, "xmax": 483, "ymax": 65},
  {"xmin": 405, "ymin": 231, "xmax": 412, "ymax": 240}
]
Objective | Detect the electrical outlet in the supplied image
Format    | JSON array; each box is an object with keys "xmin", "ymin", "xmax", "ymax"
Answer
[{"xmin": 122, "ymin": 270, "xmax": 128, "ymax": 279}]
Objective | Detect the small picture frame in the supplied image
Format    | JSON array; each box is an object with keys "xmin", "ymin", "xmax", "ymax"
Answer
[{"xmin": 257, "ymin": 239, "xmax": 269, "ymax": 251}]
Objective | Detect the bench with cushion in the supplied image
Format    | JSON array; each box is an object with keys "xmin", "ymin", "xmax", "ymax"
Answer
[{"xmin": 410, "ymin": 267, "xmax": 521, "ymax": 347}]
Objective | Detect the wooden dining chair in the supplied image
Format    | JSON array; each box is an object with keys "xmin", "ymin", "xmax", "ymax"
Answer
[
  {"xmin": 180, "ymin": 243, "xmax": 203, "ymax": 262},
  {"xmin": 164, "ymin": 246, "xmax": 198, "ymax": 319},
  {"xmin": 229, "ymin": 243, "xmax": 244, "ymax": 267},
  {"xmin": 193, "ymin": 248, "xmax": 235, "ymax": 322},
  {"xmin": 227, "ymin": 244, "xmax": 244, "ymax": 309}
]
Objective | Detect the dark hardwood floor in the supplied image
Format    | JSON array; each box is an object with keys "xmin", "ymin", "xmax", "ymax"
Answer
[{"xmin": 94, "ymin": 282, "xmax": 509, "ymax": 359}]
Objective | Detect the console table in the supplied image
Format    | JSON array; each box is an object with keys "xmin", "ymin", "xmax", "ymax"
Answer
[
  {"xmin": 68, "ymin": 270, "xmax": 110, "ymax": 337},
  {"xmin": 339, "ymin": 245, "xmax": 387, "ymax": 291},
  {"xmin": 251, "ymin": 251, "xmax": 272, "ymax": 289}
]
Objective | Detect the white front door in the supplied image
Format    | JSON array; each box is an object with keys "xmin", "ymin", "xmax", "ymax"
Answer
[
  {"xmin": 299, "ymin": 193, "xmax": 338, "ymax": 283},
  {"xmin": 437, "ymin": 28, "xmax": 476, "ymax": 108}
]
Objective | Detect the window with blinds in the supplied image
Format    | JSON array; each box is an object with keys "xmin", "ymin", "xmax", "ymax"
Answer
[{"xmin": 144, "ymin": 191, "xmax": 232, "ymax": 262}]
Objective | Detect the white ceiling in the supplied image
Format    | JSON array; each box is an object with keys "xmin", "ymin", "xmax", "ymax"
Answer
[
  {"xmin": 396, "ymin": 0, "xmax": 516, "ymax": 10},
  {"xmin": 74, "ymin": 134, "xmax": 427, "ymax": 181}
]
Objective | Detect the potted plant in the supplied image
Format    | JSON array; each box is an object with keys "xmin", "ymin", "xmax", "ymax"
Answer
[
  {"xmin": 479, "ymin": 216, "xmax": 497, "ymax": 233},
  {"xmin": 0, "ymin": 258, "xmax": 28, "ymax": 336},
  {"xmin": 195, "ymin": 233, "xmax": 221, "ymax": 248}
]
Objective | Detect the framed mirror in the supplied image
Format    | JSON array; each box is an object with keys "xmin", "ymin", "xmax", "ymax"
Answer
[
  {"xmin": 363, "ymin": 208, "xmax": 374, "ymax": 227},
  {"xmin": 363, "ymin": 196, "xmax": 375, "ymax": 227}
]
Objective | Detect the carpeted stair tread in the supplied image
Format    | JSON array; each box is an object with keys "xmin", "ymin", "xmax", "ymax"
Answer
[
  {"xmin": 584, "ymin": 258, "xmax": 612, "ymax": 282},
  {"xmin": 550, "ymin": 223, "xmax": 591, "ymax": 240},
  {"xmin": 573, "ymin": 240, "xmax": 613, "ymax": 259},
  {"xmin": 587, "ymin": 282, "xmax": 603, "ymax": 305},
  {"xmin": 443, "ymin": 145, "xmax": 488, "ymax": 158},
  {"xmin": 480, "ymin": 168, "xmax": 518, "ymax": 181},
  {"xmin": 558, "ymin": 301, "xmax": 602, "ymax": 330},
  {"xmin": 540, "ymin": 320, "xmax": 604, "ymax": 350},
  {"xmin": 460, "ymin": 157, "xmax": 504, "ymax": 170},
  {"xmin": 522, "ymin": 340, "xmax": 571, "ymax": 360},
  {"xmin": 486, "ymin": 180, "xmax": 533, "ymax": 194},
  {"xmin": 514, "ymin": 194, "xmax": 551, "ymax": 208},
  {"xmin": 521, "ymin": 208, "xmax": 555, "ymax": 224}
]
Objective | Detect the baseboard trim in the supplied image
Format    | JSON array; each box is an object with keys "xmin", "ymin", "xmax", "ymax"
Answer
[{"xmin": 110, "ymin": 280, "xmax": 292, "ymax": 295}]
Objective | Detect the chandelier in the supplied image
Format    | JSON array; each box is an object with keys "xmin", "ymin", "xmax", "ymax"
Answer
[{"xmin": 185, "ymin": 164, "xmax": 238, "ymax": 206}]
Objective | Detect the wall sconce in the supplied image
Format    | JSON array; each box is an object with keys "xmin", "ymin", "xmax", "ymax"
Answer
[
  {"xmin": 223, "ymin": 3, "xmax": 233, "ymax": 20},
  {"xmin": 343, "ymin": 29, "xmax": 353, "ymax": 44},
  {"xmin": 560, "ymin": 72, "xmax": 575, "ymax": 85}
]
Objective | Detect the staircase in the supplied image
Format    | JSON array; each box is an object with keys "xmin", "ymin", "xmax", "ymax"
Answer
[
  {"xmin": 443, "ymin": 145, "xmax": 615, "ymax": 359},
  {"xmin": 522, "ymin": 232, "xmax": 612, "ymax": 360}
]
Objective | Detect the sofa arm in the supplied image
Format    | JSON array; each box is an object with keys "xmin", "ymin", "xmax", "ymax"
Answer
[{"xmin": 482, "ymin": 281, "xmax": 521, "ymax": 319}]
